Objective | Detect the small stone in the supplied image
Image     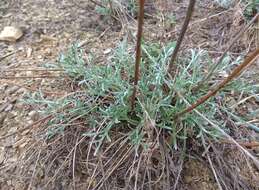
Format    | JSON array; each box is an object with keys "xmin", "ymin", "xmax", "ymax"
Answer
[
  {"xmin": 27, "ymin": 120, "xmax": 34, "ymax": 125},
  {"xmin": 45, "ymin": 48, "xmax": 52, "ymax": 56},
  {"xmin": 37, "ymin": 55, "xmax": 43, "ymax": 59},
  {"xmin": 16, "ymin": 88, "xmax": 26, "ymax": 95},
  {"xmin": 37, "ymin": 167, "xmax": 45, "ymax": 178},
  {"xmin": 26, "ymin": 71, "xmax": 33, "ymax": 76},
  {"xmin": 184, "ymin": 175, "xmax": 193, "ymax": 184},
  {"xmin": 28, "ymin": 110, "xmax": 39, "ymax": 121},
  {"xmin": 6, "ymin": 86, "xmax": 19, "ymax": 95},
  {"xmin": 0, "ymin": 26, "xmax": 23, "ymax": 42},
  {"xmin": 4, "ymin": 104, "xmax": 13, "ymax": 112},
  {"xmin": 104, "ymin": 48, "xmax": 111, "ymax": 54},
  {"xmin": 7, "ymin": 180, "xmax": 12, "ymax": 186}
]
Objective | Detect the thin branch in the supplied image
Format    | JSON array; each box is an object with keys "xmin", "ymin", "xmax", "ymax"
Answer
[
  {"xmin": 174, "ymin": 89, "xmax": 259, "ymax": 169},
  {"xmin": 175, "ymin": 48, "xmax": 259, "ymax": 118},
  {"xmin": 131, "ymin": 0, "xmax": 145, "ymax": 111},
  {"xmin": 193, "ymin": 13, "xmax": 259, "ymax": 91},
  {"xmin": 167, "ymin": 0, "xmax": 196, "ymax": 75},
  {"xmin": 164, "ymin": 9, "xmax": 233, "ymax": 38}
]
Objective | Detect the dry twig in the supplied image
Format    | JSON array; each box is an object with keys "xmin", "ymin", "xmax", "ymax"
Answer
[
  {"xmin": 175, "ymin": 48, "xmax": 259, "ymax": 118},
  {"xmin": 193, "ymin": 13, "xmax": 259, "ymax": 91},
  {"xmin": 131, "ymin": 0, "xmax": 145, "ymax": 111},
  {"xmin": 167, "ymin": 0, "xmax": 196, "ymax": 76}
]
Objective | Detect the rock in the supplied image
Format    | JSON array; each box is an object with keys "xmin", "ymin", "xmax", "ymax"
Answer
[
  {"xmin": 45, "ymin": 48, "xmax": 52, "ymax": 56},
  {"xmin": 7, "ymin": 180, "xmax": 12, "ymax": 186},
  {"xmin": 27, "ymin": 119, "xmax": 34, "ymax": 125},
  {"xmin": 184, "ymin": 175, "xmax": 193, "ymax": 184},
  {"xmin": 4, "ymin": 104, "xmax": 13, "ymax": 112},
  {"xmin": 26, "ymin": 71, "xmax": 33, "ymax": 76},
  {"xmin": 16, "ymin": 88, "xmax": 26, "ymax": 95},
  {"xmin": 104, "ymin": 48, "xmax": 111, "ymax": 54},
  {"xmin": 37, "ymin": 55, "xmax": 43, "ymax": 59},
  {"xmin": 6, "ymin": 86, "xmax": 19, "ymax": 95},
  {"xmin": 28, "ymin": 111, "xmax": 39, "ymax": 121},
  {"xmin": 0, "ymin": 26, "xmax": 23, "ymax": 42}
]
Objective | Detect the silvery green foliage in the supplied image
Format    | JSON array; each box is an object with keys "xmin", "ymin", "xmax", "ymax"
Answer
[{"xmin": 214, "ymin": 0, "xmax": 235, "ymax": 8}]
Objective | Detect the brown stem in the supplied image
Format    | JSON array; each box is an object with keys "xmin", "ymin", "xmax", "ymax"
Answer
[
  {"xmin": 167, "ymin": 0, "xmax": 196, "ymax": 75},
  {"xmin": 175, "ymin": 48, "xmax": 259, "ymax": 118},
  {"xmin": 193, "ymin": 13, "xmax": 259, "ymax": 91},
  {"xmin": 131, "ymin": 0, "xmax": 145, "ymax": 111}
]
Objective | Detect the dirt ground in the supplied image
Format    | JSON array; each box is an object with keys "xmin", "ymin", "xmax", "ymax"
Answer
[{"xmin": 0, "ymin": 0, "xmax": 258, "ymax": 189}]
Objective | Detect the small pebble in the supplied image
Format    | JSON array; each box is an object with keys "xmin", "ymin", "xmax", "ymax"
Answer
[
  {"xmin": 6, "ymin": 86, "xmax": 19, "ymax": 96},
  {"xmin": 28, "ymin": 110, "xmax": 39, "ymax": 121},
  {"xmin": 4, "ymin": 104, "xmax": 13, "ymax": 112},
  {"xmin": 27, "ymin": 120, "xmax": 34, "ymax": 125}
]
